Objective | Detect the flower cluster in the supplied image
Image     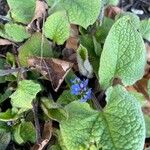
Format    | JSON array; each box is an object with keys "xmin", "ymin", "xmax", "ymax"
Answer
[{"xmin": 70, "ymin": 77, "xmax": 92, "ymax": 102}]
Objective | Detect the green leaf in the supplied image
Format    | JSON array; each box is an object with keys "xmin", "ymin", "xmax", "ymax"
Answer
[
  {"xmin": 44, "ymin": 11, "xmax": 70, "ymax": 45},
  {"xmin": 0, "ymin": 122, "xmax": 10, "ymax": 133},
  {"xmin": 80, "ymin": 35, "xmax": 99, "ymax": 76},
  {"xmin": 0, "ymin": 88, "xmax": 12, "ymax": 104},
  {"xmin": 107, "ymin": 0, "xmax": 119, "ymax": 5},
  {"xmin": 6, "ymin": 52, "xmax": 16, "ymax": 67},
  {"xmin": 95, "ymin": 17, "xmax": 114, "ymax": 43},
  {"xmin": 18, "ymin": 32, "xmax": 53, "ymax": 66},
  {"xmin": 60, "ymin": 85, "xmax": 145, "ymax": 150},
  {"xmin": 20, "ymin": 122, "xmax": 36, "ymax": 143},
  {"xmin": 144, "ymin": 114, "xmax": 150, "ymax": 138},
  {"xmin": 139, "ymin": 19, "xmax": 150, "ymax": 41},
  {"xmin": 41, "ymin": 98, "xmax": 68, "ymax": 122},
  {"xmin": 0, "ymin": 23, "xmax": 30, "ymax": 42},
  {"xmin": 7, "ymin": 0, "xmax": 36, "ymax": 24},
  {"xmin": 92, "ymin": 36, "xmax": 102, "ymax": 57},
  {"xmin": 13, "ymin": 124, "xmax": 24, "ymax": 144},
  {"xmin": 77, "ymin": 44, "xmax": 93, "ymax": 78},
  {"xmin": 0, "ymin": 132, "xmax": 11, "ymax": 150},
  {"xmin": 0, "ymin": 58, "xmax": 7, "ymax": 83},
  {"xmin": 50, "ymin": 145, "xmax": 62, "ymax": 150},
  {"xmin": 60, "ymin": 0, "xmax": 102, "ymax": 28},
  {"xmin": 115, "ymin": 12, "xmax": 140, "ymax": 29},
  {"xmin": 0, "ymin": 109, "xmax": 18, "ymax": 121},
  {"xmin": 99, "ymin": 15, "xmax": 146, "ymax": 89},
  {"xmin": 10, "ymin": 80, "xmax": 41, "ymax": 109},
  {"xmin": 57, "ymin": 90, "xmax": 78, "ymax": 105}
]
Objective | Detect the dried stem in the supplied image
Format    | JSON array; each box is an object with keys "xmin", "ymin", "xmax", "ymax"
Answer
[{"xmin": 32, "ymin": 99, "xmax": 41, "ymax": 144}]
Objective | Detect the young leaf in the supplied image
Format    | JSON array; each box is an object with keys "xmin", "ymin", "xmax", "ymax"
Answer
[
  {"xmin": 18, "ymin": 32, "xmax": 53, "ymax": 66},
  {"xmin": 60, "ymin": 0, "xmax": 102, "ymax": 28},
  {"xmin": 0, "ymin": 109, "xmax": 18, "ymax": 122},
  {"xmin": 95, "ymin": 17, "xmax": 114, "ymax": 43},
  {"xmin": 10, "ymin": 80, "xmax": 41, "ymax": 109},
  {"xmin": 13, "ymin": 124, "xmax": 24, "ymax": 144},
  {"xmin": 20, "ymin": 122, "xmax": 36, "ymax": 143},
  {"xmin": 41, "ymin": 98, "xmax": 68, "ymax": 122},
  {"xmin": 0, "ymin": 23, "xmax": 30, "ymax": 42},
  {"xmin": 13, "ymin": 121, "xmax": 36, "ymax": 144},
  {"xmin": 77, "ymin": 44, "xmax": 93, "ymax": 78},
  {"xmin": 80, "ymin": 35, "xmax": 99, "ymax": 75},
  {"xmin": 60, "ymin": 85, "xmax": 145, "ymax": 150},
  {"xmin": 7, "ymin": 0, "xmax": 36, "ymax": 24},
  {"xmin": 99, "ymin": 15, "xmax": 146, "ymax": 89},
  {"xmin": 44, "ymin": 11, "xmax": 70, "ymax": 45},
  {"xmin": 139, "ymin": 19, "xmax": 150, "ymax": 41}
]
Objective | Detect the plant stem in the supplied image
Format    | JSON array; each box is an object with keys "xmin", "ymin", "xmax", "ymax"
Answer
[
  {"xmin": 92, "ymin": 93, "xmax": 103, "ymax": 111},
  {"xmin": 32, "ymin": 100, "xmax": 41, "ymax": 144}
]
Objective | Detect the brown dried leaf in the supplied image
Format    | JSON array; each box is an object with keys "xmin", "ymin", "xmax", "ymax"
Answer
[
  {"xmin": 28, "ymin": 0, "xmax": 48, "ymax": 31},
  {"xmin": 28, "ymin": 57, "xmax": 73, "ymax": 91},
  {"xmin": 63, "ymin": 25, "xmax": 79, "ymax": 71},
  {"xmin": 32, "ymin": 121, "xmax": 53, "ymax": 150},
  {"xmin": 65, "ymin": 24, "xmax": 79, "ymax": 50},
  {"xmin": 0, "ymin": 39, "xmax": 14, "ymax": 45},
  {"xmin": 146, "ymin": 43, "xmax": 150, "ymax": 62},
  {"xmin": 105, "ymin": 6, "xmax": 123, "ymax": 19}
]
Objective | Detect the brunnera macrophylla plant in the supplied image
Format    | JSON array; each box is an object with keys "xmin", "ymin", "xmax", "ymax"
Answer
[{"xmin": 0, "ymin": 0, "xmax": 149, "ymax": 149}]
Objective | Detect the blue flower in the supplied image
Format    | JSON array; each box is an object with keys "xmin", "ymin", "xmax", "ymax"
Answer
[
  {"xmin": 71, "ymin": 84, "xmax": 81, "ymax": 95},
  {"xmin": 70, "ymin": 77, "xmax": 92, "ymax": 102},
  {"xmin": 80, "ymin": 88, "xmax": 92, "ymax": 102}
]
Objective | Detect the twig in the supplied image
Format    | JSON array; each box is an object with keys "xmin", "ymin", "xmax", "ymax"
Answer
[
  {"xmin": 32, "ymin": 99, "xmax": 41, "ymax": 144},
  {"xmin": 92, "ymin": 92, "xmax": 103, "ymax": 111}
]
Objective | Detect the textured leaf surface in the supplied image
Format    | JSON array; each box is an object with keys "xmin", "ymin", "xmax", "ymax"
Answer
[
  {"xmin": 0, "ymin": 132, "xmax": 11, "ymax": 150},
  {"xmin": 139, "ymin": 19, "xmax": 150, "ymax": 41},
  {"xmin": 18, "ymin": 32, "xmax": 53, "ymax": 66},
  {"xmin": 99, "ymin": 15, "xmax": 146, "ymax": 89},
  {"xmin": 57, "ymin": 90, "xmax": 78, "ymax": 105},
  {"xmin": 10, "ymin": 80, "xmax": 41, "ymax": 109},
  {"xmin": 0, "ymin": 109, "xmax": 18, "ymax": 121},
  {"xmin": 20, "ymin": 122, "xmax": 36, "ymax": 143},
  {"xmin": 60, "ymin": 85, "xmax": 145, "ymax": 150},
  {"xmin": 44, "ymin": 11, "xmax": 70, "ymax": 45},
  {"xmin": 7, "ymin": 0, "xmax": 36, "ymax": 24},
  {"xmin": 0, "ymin": 23, "xmax": 30, "ymax": 42},
  {"xmin": 60, "ymin": 0, "xmax": 101, "ymax": 28},
  {"xmin": 144, "ymin": 114, "xmax": 150, "ymax": 137},
  {"xmin": 41, "ymin": 98, "xmax": 68, "ymax": 122}
]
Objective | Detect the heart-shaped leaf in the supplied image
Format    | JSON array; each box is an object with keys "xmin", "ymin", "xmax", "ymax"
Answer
[
  {"xmin": 7, "ymin": 0, "xmax": 36, "ymax": 24},
  {"xmin": 44, "ymin": 11, "xmax": 70, "ymax": 45},
  {"xmin": 0, "ymin": 23, "xmax": 30, "ymax": 42},
  {"xmin": 99, "ymin": 14, "xmax": 146, "ymax": 89},
  {"xmin": 10, "ymin": 80, "xmax": 41, "ymax": 109},
  {"xmin": 60, "ymin": 85, "xmax": 145, "ymax": 150},
  {"xmin": 18, "ymin": 32, "xmax": 53, "ymax": 66}
]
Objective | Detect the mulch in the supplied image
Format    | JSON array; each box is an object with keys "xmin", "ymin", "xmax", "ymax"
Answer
[{"xmin": 118, "ymin": 0, "xmax": 150, "ymax": 19}]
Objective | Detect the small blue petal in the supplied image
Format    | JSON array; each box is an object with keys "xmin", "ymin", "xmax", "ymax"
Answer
[
  {"xmin": 71, "ymin": 84, "xmax": 81, "ymax": 95},
  {"xmin": 83, "ymin": 79, "xmax": 89, "ymax": 87}
]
